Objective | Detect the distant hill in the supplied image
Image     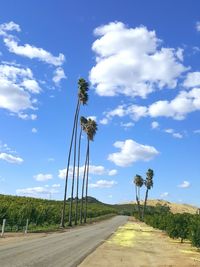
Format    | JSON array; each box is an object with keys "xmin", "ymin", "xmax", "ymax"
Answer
[{"xmin": 130, "ymin": 199, "xmax": 199, "ymax": 214}]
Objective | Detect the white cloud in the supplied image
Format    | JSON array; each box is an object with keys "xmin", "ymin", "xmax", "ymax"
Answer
[
  {"xmin": 31, "ymin": 128, "xmax": 38, "ymax": 133},
  {"xmin": 0, "ymin": 64, "xmax": 40, "ymax": 115},
  {"xmin": 178, "ymin": 181, "xmax": 190, "ymax": 188},
  {"xmin": 120, "ymin": 122, "xmax": 134, "ymax": 128},
  {"xmin": 164, "ymin": 128, "xmax": 183, "ymax": 139},
  {"xmin": 0, "ymin": 21, "xmax": 20, "ymax": 36},
  {"xmin": 99, "ymin": 118, "xmax": 109, "ymax": 125},
  {"xmin": 176, "ymin": 48, "xmax": 184, "ymax": 61},
  {"xmin": 16, "ymin": 185, "xmax": 59, "ymax": 197},
  {"xmin": 0, "ymin": 21, "xmax": 64, "ymax": 66},
  {"xmin": 164, "ymin": 128, "xmax": 174, "ymax": 134},
  {"xmin": 3, "ymin": 37, "xmax": 65, "ymax": 66},
  {"xmin": 58, "ymin": 164, "xmax": 116, "ymax": 179},
  {"xmin": 160, "ymin": 192, "xmax": 169, "ymax": 198},
  {"xmin": 90, "ymin": 22, "xmax": 187, "ymax": 98},
  {"xmin": 0, "ymin": 21, "xmax": 67, "ymax": 119},
  {"xmin": 108, "ymin": 169, "xmax": 118, "ymax": 176},
  {"xmin": 21, "ymin": 79, "xmax": 41, "ymax": 94},
  {"xmin": 172, "ymin": 132, "xmax": 183, "ymax": 139},
  {"xmin": 151, "ymin": 121, "xmax": 159, "ymax": 129},
  {"xmin": 114, "ymin": 88, "xmax": 200, "ymax": 121},
  {"xmin": 102, "ymin": 104, "xmax": 148, "ymax": 123},
  {"xmin": 196, "ymin": 21, "xmax": 200, "ymax": 32},
  {"xmin": 0, "ymin": 152, "xmax": 23, "ymax": 164},
  {"xmin": 89, "ymin": 179, "xmax": 117, "ymax": 188},
  {"xmin": 33, "ymin": 173, "xmax": 53, "ymax": 182},
  {"xmin": 18, "ymin": 113, "xmax": 37, "ymax": 120},
  {"xmin": 52, "ymin": 67, "xmax": 67, "ymax": 85},
  {"xmin": 108, "ymin": 139, "xmax": 159, "ymax": 167},
  {"xmin": 183, "ymin": 72, "xmax": 200, "ymax": 88}
]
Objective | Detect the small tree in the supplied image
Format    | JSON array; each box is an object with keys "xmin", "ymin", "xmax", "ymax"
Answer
[
  {"xmin": 190, "ymin": 215, "xmax": 200, "ymax": 247},
  {"xmin": 166, "ymin": 213, "xmax": 190, "ymax": 243}
]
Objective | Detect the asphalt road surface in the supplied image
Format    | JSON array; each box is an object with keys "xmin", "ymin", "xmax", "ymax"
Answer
[{"xmin": 0, "ymin": 216, "xmax": 127, "ymax": 267}]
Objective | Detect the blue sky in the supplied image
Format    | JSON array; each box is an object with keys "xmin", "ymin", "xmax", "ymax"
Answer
[{"xmin": 0, "ymin": 0, "xmax": 200, "ymax": 206}]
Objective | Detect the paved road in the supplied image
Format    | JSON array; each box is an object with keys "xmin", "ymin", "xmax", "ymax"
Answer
[{"xmin": 0, "ymin": 216, "xmax": 127, "ymax": 267}]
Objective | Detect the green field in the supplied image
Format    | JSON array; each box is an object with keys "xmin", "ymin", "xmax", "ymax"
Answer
[{"xmin": 0, "ymin": 194, "xmax": 136, "ymax": 232}]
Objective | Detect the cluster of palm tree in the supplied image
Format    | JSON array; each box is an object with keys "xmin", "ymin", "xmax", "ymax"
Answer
[
  {"xmin": 60, "ymin": 78, "xmax": 98, "ymax": 227},
  {"xmin": 133, "ymin": 169, "xmax": 154, "ymax": 220}
]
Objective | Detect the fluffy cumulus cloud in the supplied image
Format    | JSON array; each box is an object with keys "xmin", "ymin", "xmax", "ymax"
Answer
[
  {"xmin": 58, "ymin": 165, "xmax": 118, "ymax": 179},
  {"xmin": 33, "ymin": 173, "xmax": 53, "ymax": 182},
  {"xmin": 0, "ymin": 152, "xmax": 23, "ymax": 164},
  {"xmin": 149, "ymin": 88, "xmax": 200, "ymax": 120},
  {"xmin": 90, "ymin": 22, "xmax": 187, "ymax": 98},
  {"xmin": 102, "ymin": 87, "xmax": 200, "ymax": 122},
  {"xmin": 0, "ymin": 64, "xmax": 39, "ymax": 116},
  {"xmin": 108, "ymin": 139, "xmax": 159, "ymax": 167},
  {"xmin": 89, "ymin": 179, "xmax": 117, "ymax": 188},
  {"xmin": 178, "ymin": 181, "xmax": 190, "ymax": 188},
  {"xmin": 183, "ymin": 72, "xmax": 200, "ymax": 88},
  {"xmin": 0, "ymin": 21, "xmax": 66, "ymax": 119}
]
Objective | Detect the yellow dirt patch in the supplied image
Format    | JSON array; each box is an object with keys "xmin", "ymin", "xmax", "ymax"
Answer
[{"xmin": 107, "ymin": 222, "xmax": 136, "ymax": 247}]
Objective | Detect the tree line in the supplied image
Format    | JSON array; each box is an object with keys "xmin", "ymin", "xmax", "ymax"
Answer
[{"xmin": 140, "ymin": 206, "xmax": 200, "ymax": 248}]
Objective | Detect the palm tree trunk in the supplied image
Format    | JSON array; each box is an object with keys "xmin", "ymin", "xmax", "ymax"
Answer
[
  {"xmin": 80, "ymin": 143, "xmax": 89, "ymax": 224},
  {"xmin": 142, "ymin": 189, "xmax": 149, "ymax": 220},
  {"xmin": 135, "ymin": 185, "xmax": 141, "ymax": 219},
  {"xmin": 74, "ymin": 128, "xmax": 82, "ymax": 225},
  {"xmin": 60, "ymin": 100, "xmax": 80, "ymax": 228},
  {"xmin": 84, "ymin": 139, "xmax": 90, "ymax": 223},
  {"xmin": 68, "ymin": 103, "xmax": 80, "ymax": 226}
]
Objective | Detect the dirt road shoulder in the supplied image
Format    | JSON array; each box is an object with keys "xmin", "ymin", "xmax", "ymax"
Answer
[{"xmin": 79, "ymin": 217, "xmax": 200, "ymax": 267}]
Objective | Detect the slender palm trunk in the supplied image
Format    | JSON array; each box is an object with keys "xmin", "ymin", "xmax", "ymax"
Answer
[
  {"xmin": 74, "ymin": 128, "xmax": 82, "ymax": 225},
  {"xmin": 142, "ymin": 189, "xmax": 149, "ymax": 220},
  {"xmin": 84, "ymin": 139, "xmax": 90, "ymax": 223},
  {"xmin": 135, "ymin": 185, "xmax": 141, "ymax": 219},
  {"xmin": 60, "ymin": 100, "xmax": 80, "ymax": 228},
  {"xmin": 80, "ymin": 144, "xmax": 89, "ymax": 224},
  {"xmin": 68, "ymin": 103, "xmax": 80, "ymax": 226}
]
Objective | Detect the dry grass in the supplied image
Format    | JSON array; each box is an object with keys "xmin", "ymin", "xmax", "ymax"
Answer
[{"xmin": 130, "ymin": 199, "xmax": 198, "ymax": 214}]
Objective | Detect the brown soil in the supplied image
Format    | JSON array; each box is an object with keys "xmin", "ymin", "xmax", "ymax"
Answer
[{"xmin": 79, "ymin": 217, "xmax": 200, "ymax": 267}]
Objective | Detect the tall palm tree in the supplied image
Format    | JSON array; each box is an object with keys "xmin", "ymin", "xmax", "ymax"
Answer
[
  {"xmin": 142, "ymin": 169, "xmax": 154, "ymax": 220},
  {"xmin": 80, "ymin": 120, "xmax": 89, "ymax": 224},
  {"xmin": 84, "ymin": 119, "xmax": 98, "ymax": 223},
  {"xmin": 74, "ymin": 116, "xmax": 88, "ymax": 225},
  {"xmin": 68, "ymin": 79, "xmax": 89, "ymax": 226},
  {"xmin": 61, "ymin": 78, "xmax": 88, "ymax": 228},
  {"xmin": 134, "ymin": 174, "xmax": 144, "ymax": 219}
]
